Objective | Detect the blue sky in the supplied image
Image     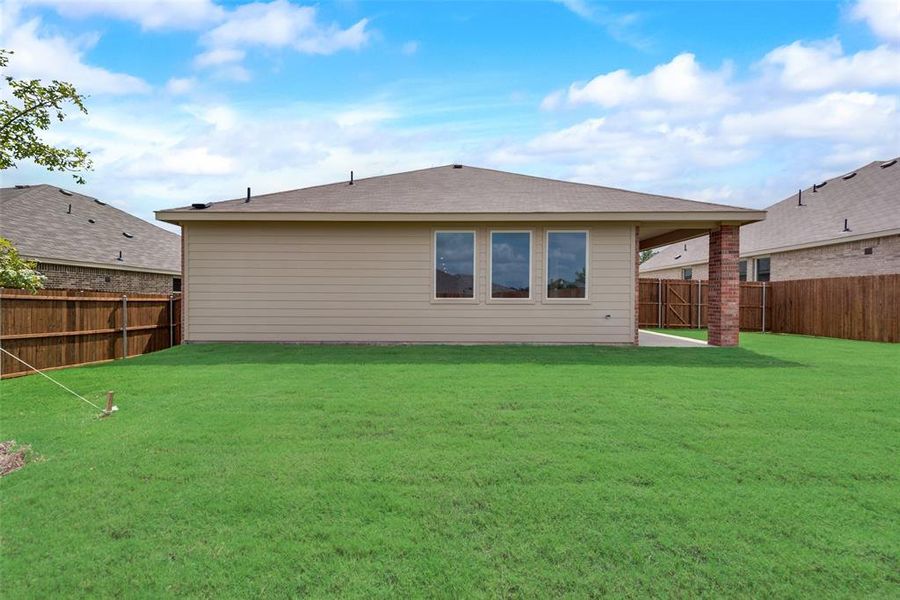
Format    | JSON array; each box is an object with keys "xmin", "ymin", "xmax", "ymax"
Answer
[{"xmin": 2, "ymin": 0, "xmax": 898, "ymax": 229}]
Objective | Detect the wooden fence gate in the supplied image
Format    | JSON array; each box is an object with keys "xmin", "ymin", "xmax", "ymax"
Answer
[
  {"xmin": 1, "ymin": 288, "xmax": 182, "ymax": 379},
  {"xmin": 639, "ymin": 279, "xmax": 770, "ymax": 331}
]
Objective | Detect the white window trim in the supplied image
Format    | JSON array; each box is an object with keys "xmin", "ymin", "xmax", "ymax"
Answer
[
  {"xmin": 488, "ymin": 230, "xmax": 533, "ymax": 302},
  {"xmin": 543, "ymin": 229, "xmax": 590, "ymax": 304},
  {"xmin": 432, "ymin": 229, "xmax": 477, "ymax": 302}
]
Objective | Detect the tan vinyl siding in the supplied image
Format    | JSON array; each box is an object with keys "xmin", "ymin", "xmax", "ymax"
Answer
[{"xmin": 184, "ymin": 221, "xmax": 636, "ymax": 343}]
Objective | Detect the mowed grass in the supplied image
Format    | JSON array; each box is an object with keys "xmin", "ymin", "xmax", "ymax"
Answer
[{"xmin": 1, "ymin": 335, "xmax": 898, "ymax": 598}]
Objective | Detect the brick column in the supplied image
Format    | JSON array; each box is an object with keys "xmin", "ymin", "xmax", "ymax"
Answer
[{"xmin": 708, "ymin": 225, "xmax": 740, "ymax": 346}]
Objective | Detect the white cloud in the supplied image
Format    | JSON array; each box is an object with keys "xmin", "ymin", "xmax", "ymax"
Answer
[
  {"xmin": 553, "ymin": 0, "xmax": 649, "ymax": 49},
  {"xmin": 851, "ymin": 0, "xmax": 900, "ymax": 43},
  {"xmin": 165, "ymin": 77, "xmax": 196, "ymax": 95},
  {"xmin": 402, "ymin": 40, "xmax": 419, "ymax": 55},
  {"xmin": 197, "ymin": 0, "xmax": 370, "ymax": 72},
  {"xmin": 21, "ymin": 0, "xmax": 224, "ymax": 30},
  {"xmin": 160, "ymin": 147, "xmax": 236, "ymax": 175},
  {"xmin": 761, "ymin": 39, "xmax": 900, "ymax": 91},
  {"xmin": 2, "ymin": 16, "xmax": 150, "ymax": 95},
  {"xmin": 547, "ymin": 53, "xmax": 734, "ymax": 109},
  {"xmin": 722, "ymin": 92, "xmax": 898, "ymax": 140},
  {"xmin": 193, "ymin": 48, "xmax": 246, "ymax": 68}
]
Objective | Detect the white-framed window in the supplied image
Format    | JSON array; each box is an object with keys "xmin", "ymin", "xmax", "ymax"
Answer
[
  {"xmin": 681, "ymin": 267, "xmax": 693, "ymax": 280},
  {"xmin": 434, "ymin": 230, "xmax": 476, "ymax": 299},
  {"xmin": 490, "ymin": 230, "xmax": 532, "ymax": 300},
  {"xmin": 545, "ymin": 230, "xmax": 589, "ymax": 300}
]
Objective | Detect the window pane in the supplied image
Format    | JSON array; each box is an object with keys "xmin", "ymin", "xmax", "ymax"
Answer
[
  {"xmin": 547, "ymin": 232, "xmax": 587, "ymax": 299},
  {"xmin": 739, "ymin": 260, "xmax": 747, "ymax": 282},
  {"xmin": 491, "ymin": 232, "xmax": 531, "ymax": 298},
  {"xmin": 435, "ymin": 232, "xmax": 475, "ymax": 298},
  {"xmin": 756, "ymin": 257, "xmax": 771, "ymax": 282},
  {"xmin": 682, "ymin": 268, "xmax": 692, "ymax": 280}
]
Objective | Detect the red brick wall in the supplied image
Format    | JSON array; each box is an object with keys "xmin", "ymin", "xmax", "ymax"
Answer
[
  {"xmin": 37, "ymin": 262, "xmax": 177, "ymax": 294},
  {"xmin": 708, "ymin": 225, "xmax": 740, "ymax": 346}
]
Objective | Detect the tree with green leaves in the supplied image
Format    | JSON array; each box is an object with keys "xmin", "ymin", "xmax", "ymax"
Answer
[
  {"xmin": 0, "ymin": 237, "xmax": 45, "ymax": 292},
  {"xmin": 0, "ymin": 49, "xmax": 93, "ymax": 184},
  {"xmin": 639, "ymin": 249, "xmax": 657, "ymax": 264}
]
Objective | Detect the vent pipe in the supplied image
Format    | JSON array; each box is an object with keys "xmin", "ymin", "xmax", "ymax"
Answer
[
  {"xmin": 843, "ymin": 219, "xmax": 850, "ymax": 232},
  {"xmin": 349, "ymin": 170, "xmax": 354, "ymax": 185},
  {"xmin": 117, "ymin": 250, "xmax": 123, "ymax": 262},
  {"xmin": 245, "ymin": 187, "xmax": 251, "ymax": 203},
  {"xmin": 798, "ymin": 189, "xmax": 804, "ymax": 206},
  {"xmin": 67, "ymin": 203, "xmax": 72, "ymax": 214}
]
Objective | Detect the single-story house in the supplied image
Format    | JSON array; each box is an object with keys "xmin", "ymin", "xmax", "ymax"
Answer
[
  {"xmin": 1, "ymin": 184, "xmax": 181, "ymax": 294},
  {"xmin": 640, "ymin": 157, "xmax": 900, "ymax": 281},
  {"xmin": 156, "ymin": 165, "xmax": 765, "ymax": 346}
]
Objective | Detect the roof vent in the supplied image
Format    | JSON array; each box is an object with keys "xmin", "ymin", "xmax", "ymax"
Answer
[
  {"xmin": 798, "ymin": 189, "xmax": 805, "ymax": 206},
  {"xmin": 842, "ymin": 172, "xmax": 856, "ymax": 180},
  {"xmin": 14, "ymin": 184, "xmax": 30, "ymax": 189},
  {"xmin": 881, "ymin": 159, "xmax": 897, "ymax": 168},
  {"xmin": 94, "ymin": 199, "xmax": 106, "ymax": 206},
  {"xmin": 88, "ymin": 218, "xmax": 96, "ymax": 224},
  {"xmin": 843, "ymin": 219, "xmax": 851, "ymax": 232},
  {"xmin": 67, "ymin": 203, "xmax": 72, "ymax": 214},
  {"xmin": 674, "ymin": 254, "xmax": 682, "ymax": 260},
  {"xmin": 191, "ymin": 202, "xmax": 211, "ymax": 210},
  {"xmin": 349, "ymin": 171, "xmax": 354, "ymax": 185},
  {"xmin": 452, "ymin": 164, "xmax": 463, "ymax": 169},
  {"xmin": 123, "ymin": 232, "xmax": 133, "ymax": 239},
  {"xmin": 59, "ymin": 188, "xmax": 73, "ymax": 196},
  {"xmin": 116, "ymin": 250, "xmax": 124, "ymax": 262},
  {"xmin": 245, "ymin": 187, "xmax": 251, "ymax": 203}
]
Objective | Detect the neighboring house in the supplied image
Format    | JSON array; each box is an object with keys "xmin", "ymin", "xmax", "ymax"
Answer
[
  {"xmin": 1, "ymin": 184, "xmax": 181, "ymax": 294},
  {"xmin": 157, "ymin": 165, "xmax": 764, "ymax": 346},
  {"xmin": 640, "ymin": 157, "xmax": 900, "ymax": 281}
]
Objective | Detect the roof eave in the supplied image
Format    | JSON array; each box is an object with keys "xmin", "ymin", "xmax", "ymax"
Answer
[
  {"xmin": 26, "ymin": 255, "xmax": 181, "ymax": 276},
  {"xmin": 156, "ymin": 209, "xmax": 766, "ymax": 225}
]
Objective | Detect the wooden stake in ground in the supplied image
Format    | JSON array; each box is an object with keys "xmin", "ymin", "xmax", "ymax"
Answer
[{"xmin": 102, "ymin": 391, "xmax": 115, "ymax": 417}]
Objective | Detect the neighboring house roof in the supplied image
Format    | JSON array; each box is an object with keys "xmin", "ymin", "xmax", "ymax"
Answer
[
  {"xmin": 156, "ymin": 165, "xmax": 764, "ymax": 222},
  {"xmin": 641, "ymin": 157, "xmax": 900, "ymax": 272},
  {"xmin": 1, "ymin": 184, "xmax": 181, "ymax": 274}
]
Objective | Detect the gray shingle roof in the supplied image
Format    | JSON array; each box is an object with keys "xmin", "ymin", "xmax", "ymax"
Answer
[
  {"xmin": 161, "ymin": 165, "xmax": 758, "ymax": 214},
  {"xmin": 641, "ymin": 157, "xmax": 900, "ymax": 271},
  {"xmin": 1, "ymin": 184, "xmax": 180, "ymax": 274}
]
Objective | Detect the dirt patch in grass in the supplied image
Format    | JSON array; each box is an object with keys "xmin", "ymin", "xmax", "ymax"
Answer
[{"xmin": 0, "ymin": 440, "xmax": 30, "ymax": 477}]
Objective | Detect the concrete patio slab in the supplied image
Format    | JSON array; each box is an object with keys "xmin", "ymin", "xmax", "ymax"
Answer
[{"xmin": 639, "ymin": 330, "xmax": 709, "ymax": 347}]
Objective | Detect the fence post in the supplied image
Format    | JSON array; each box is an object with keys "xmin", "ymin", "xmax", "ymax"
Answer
[
  {"xmin": 168, "ymin": 294, "xmax": 174, "ymax": 347},
  {"xmin": 656, "ymin": 279, "xmax": 661, "ymax": 328},
  {"xmin": 121, "ymin": 295, "xmax": 128, "ymax": 359},
  {"xmin": 761, "ymin": 283, "xmax": 767, "ymax": 333}
]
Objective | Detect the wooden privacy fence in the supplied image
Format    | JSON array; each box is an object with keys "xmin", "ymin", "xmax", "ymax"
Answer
[
  {"xmin": 1, "ymin": 288, "xmax": 182, "ymax": 378},
  {"xmin": 639, "ymin": 274, "xmax": 899, "ymax": 343},
  {"xmin": 639, "ymin": 279, "xmax": 770, "ymax": 331},
  {"xmin": 767, "ymin": 274, "xmax": 898, "ymax": 343}
]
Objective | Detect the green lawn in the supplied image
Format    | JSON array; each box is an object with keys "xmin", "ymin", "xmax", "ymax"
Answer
[{"xmin": 1, "ymin": 335, "xmax": 898, "ymax": 598}]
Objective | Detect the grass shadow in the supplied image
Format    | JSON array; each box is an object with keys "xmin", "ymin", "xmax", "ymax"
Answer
[{"xmin": 117, "ymin": 343, "xmax": 802, "ymax": 369}]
